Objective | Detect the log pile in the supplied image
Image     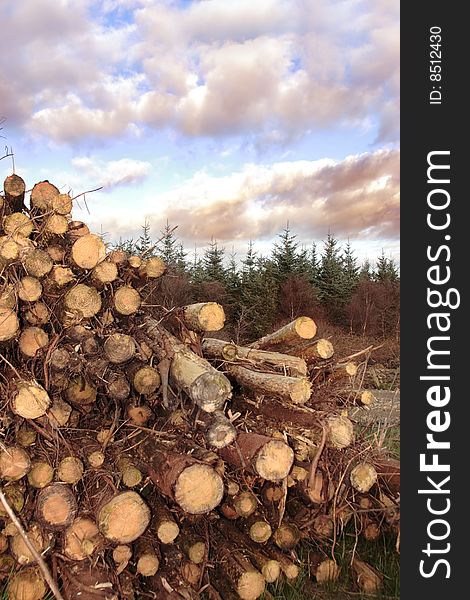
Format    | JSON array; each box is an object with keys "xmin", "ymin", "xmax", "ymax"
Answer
[{"xmin": 0, "ymin": 175, "xmax": 399, "ymax": 600}]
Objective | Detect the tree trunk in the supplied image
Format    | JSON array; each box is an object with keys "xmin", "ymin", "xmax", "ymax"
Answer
[
  {"xmin": 135, "ymin": 439, "xmax": 224, "ymax": 514},
  {"xmin": 226, "ymin": 364, "xmax": 311, "ymax": 405},
  {"xmin": 182, "ymin": 302, "xmax": 226, "ymax": 332},
  {"xmin": 249, "ymin": 317, "xmax": 317, "ymax": 351},
  {"xmin": 218, "ymin": 431, "xmax": 294, "ymax": 482},
  {"xmin": 289, "ymin": 338, "xmax": 334, "ymax": 362},
  {"xmin": 202, "ymin": 337, "xmax": 308, "ymax": 377},
  {"xmin": 139, "ymin": 319, "xmax": 232, "ymax": 413}
]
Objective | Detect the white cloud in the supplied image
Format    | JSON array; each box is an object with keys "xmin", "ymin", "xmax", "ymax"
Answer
[
  {"xmin": 71, "ymin": 156, "xmax": 152, "ymax": 188},
  {"xmin": 0, "ymin": 0, "xmax": 399, "ymax": 144}
]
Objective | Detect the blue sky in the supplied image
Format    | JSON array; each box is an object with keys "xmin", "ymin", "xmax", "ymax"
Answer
[{"xmin": 0, "ymin": 0, "xmax": 399, "ymax": 264}]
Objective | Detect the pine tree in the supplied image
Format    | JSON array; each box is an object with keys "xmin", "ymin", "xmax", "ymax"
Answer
[
  {"xmin": 202, "ymin": 238, "xmax": 226, "ymax": 283},
  {"xmin": 157, "ymin": 220, "xmax": 179, "ymax": 266},
  {"xmin": 375, "ymin": 251, "xmax": 399, "ymax": 282},
  {"xmin": 359, "ymin": 259, "xmax": 373, "ymax": 281},
  {"xmin": 241, "ymin": 241, "xmax": 257, "ymax": 278},
  {"xmin": 317, "ymin": 233, "xmax": 348, "ymax": 321},
  {"xmin": 342, "ymin": 241, "xmax": 360, "ymax": 291},
  {"xmin": 190, "ymin": 245, "xmax": 204, "ymax": 284},
  {"xmin": 175, "ymin": 243, "xmax": 187, "ymax": 273},
  {"xmin": 308, "ymin": 242, "xmax": 320, "ymax": 286},
  {"xmin": 271, "ymin": 224, "xmax": 300, "ymax": 282},
  {"xmin": 135, "ymin": 219, "xmax": 153, "ymax": 256}
]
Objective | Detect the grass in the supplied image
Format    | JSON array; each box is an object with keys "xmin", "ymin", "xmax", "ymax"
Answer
[{"xmin": 264, "ymin": 529, "xmax": 399, "ymax": 600}]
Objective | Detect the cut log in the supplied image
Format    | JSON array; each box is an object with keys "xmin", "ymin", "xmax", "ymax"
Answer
[
  {"xmin": 27, "ymin": 462, "xmax": 54, "ymax": 489},
  {"xmin": 63, "ymin": 517, "xmax": 103, "ymax": 561},
  {"xmin": 327, "ymin": 361, "xmax": 358, "ymax": 382},
  {"xmin": 226, "ymin": 364, "xmax": 311, "ymax": 404},
  {"xmin": 97, "ymin": 490, "xmax": 150, "ymax": 543},
  {"xmin": 7, "ymin": 567, "xmax": 47, "ymax": 600},
  {"xmin": 140, "ymin": 320, "xmax": 232, "ymax": 413},
  {"xmin": 67, "ymin": 220, "xmax": 90, "ymax": 241},
  {"xmin": 18, "ymin": 326, "xmax": 49, "ymax": 358},
  {"xmin": 71, "ymin": 233, "xmax": 106, "ymax": 269},
  {"xmin": 351, "ymin": 557, "xmax": 383, "ymax": 593},
  {"xmin": 182, "ymin": 302, "xmax": 225, "ymax": 332},
  {"xmin": 0, "ymin": 446, "xmax": 31, "ymax": 480},
  {"xmin": 10, "ymin": 523, "xmax": 53, "ymax": 566},
  {"xmin": 0, "ymin": 283, "xmax": 16, "ymax": 309},
  {"xmin": 52, "ymin": 192, "xmax": 73, "ymax": 215},
  {"xmin": 17, "ymin": 276, "xmax": 42, "ymax": 302},
  {"xmin": 3, "ymin": 212, "xmax": 33, "ymax": 239},
  {"xmin": 180, "ymin": 532, "xmax": 206, "ymax": 565},
  {"xmin": 139, "ymin": 256, "xmax": 166, "ymax": 278},
  {"xmin": 92, "ymin": 260, "xmax": 118, "ymax": 285},
  {"xmin": 49, "ymin": 265, "xmax": 75, "ymax": 287},
  {"xmin": 109, "ymin": 249, "xmax": 128, "ymax": 264},
  {"xmin": 114, "ymin": 285, "xmax": 141, "ymax": 315},
  {"xmin": 250, "ymin": 317, "xmax": 317, "ymax": 351},
  {"xmin": 24, "ymin": 301, "xmax": 50, "ymax": 325},
  {"xmin": 135, "ymin": 536, "xmax": 161, "ymax": 576},
  {"xmin": 350, "ymin": 463, "xmax": 378, "ymax": 493},
  {"xmin": 35, "ymin": 483, "xmax": 78, "ymax": 530},
  {"xmin": 30, "ymin": 180, "xmax": 60, "ymax": 211},
  {"xmin": 0, "ymin": 306, "xmax": 19, "ymax": 341},
  {"xmin": 0, "ymin": 483, "xmax": 25, "ymax": 517},
  {"xmin": 242, "ymin": 514, "xmax": 272, "ymax": 544},
  {"xmin": 11, "ymin": 380, "xmax": 51, "ymax": 419},
  {"xmin": 203, "ymin": 337, "xmax": 307, "ymax": 377},
  {"xmin": 273, "ymin": 521, "xmax": 301, "ymax": 550},
  {"xmin": 212, "ymin": 531, "xmax": 265, "ymax": 600},
  {"xmin": 46, "ymin": 244, "xmax": 65, "ymax": 262},
  {"xmin": 23, "ymin": 248, "xmax": 53, "ymax": 278},
  {"xmin": 0, "ymin": 236, "xmax": 20, "ymax": 264},
  {"xmin": 66, "ymin": 375, "xmax": 97, "ymax": 406},
  {"xmin": 106, "ymin": 372, "xmax": 131, "ymax": 400},
  {"xmin": 219, "ymin": 432, "xmax": 294, "ymax": 482},
  {"xmin": 44, "ymin": 213, "xmax": 68, "ymax": 235},
  {"xmin": 128, "ymin": 255, "xmax": 142, "ymax": 268},
  {"xmin": 136, "ymin": 439, "xmax": 224, "ymax": 514},
  {"xmin": 64, "ymin": 284, "xmax": 102, "ymax": 319},
  {"xmin": 152, "ymin": 496, "xmax": 180, "ymax": 543},
  {"xmin": 202, "ymin": 411, "xmax": 237, "ymax": 449},
  {"xmin": 326, "ymin": 415, "xmax": 354, "ymax": 449},
  {"xmin": 127, "ymin": 404, "xmax": 153, "ymax": 425},
  {"xmin": 315, "ymin": 559, "xmax": 340, "ymax": 583},
  {"xmin": 232, "ymin": 491, "xmax": 258, "ymax": 518},
  {"xmin": 127, "ymin": 363, "xmax": 161, "ymax": 395},
  {"xmin": 57, "ymin": 456, "xmax": 84, "ymax": 484},
  {"xmin": 289, "ymin": 338, "xmax": 335, "ymax": 362},
  {"xmin": 117, "ymin": 457, "xmax": 143, "ymax": 488},
  {"xmin": 103, "ymin": 333, "xmax": 136, "ymax": 364},
  {"xmin": 4, "ymin": 174, "xmax": 26, "ymax": 212}
]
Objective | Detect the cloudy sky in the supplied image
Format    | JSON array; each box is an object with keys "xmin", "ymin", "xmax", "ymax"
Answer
[{"xmin": 0, "ymin": 0, "xmax": 399, "ymax": 264}]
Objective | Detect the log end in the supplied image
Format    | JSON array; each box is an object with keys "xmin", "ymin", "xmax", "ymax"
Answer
[
  {"xmin": 98, "ymin": 491, "xmax": 150, "ymax": 543},
  {"xmin": 254, "ymin": 439, "xmax": 294, "ymax": 481},
  {"xmin": 174, "ymin": 464, "xmax": 224, "ymax": 514}
]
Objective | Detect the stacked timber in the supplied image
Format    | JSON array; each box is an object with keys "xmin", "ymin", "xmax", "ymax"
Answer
[{"xmin": 0, "ymin": 175, "xmax": 399, "ymax": 600}]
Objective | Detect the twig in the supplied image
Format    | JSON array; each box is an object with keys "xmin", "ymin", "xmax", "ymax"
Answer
[
  {"xmin": 0, "ymin": 488, "xmax": 65, "ymax": 600},
  {"xmin": 307, "ymin": 424, "xmax": 327, "ymax": 490},
  {"xmin": 342, "ymin": 343, "xmax": 384, "ymax": 363}
]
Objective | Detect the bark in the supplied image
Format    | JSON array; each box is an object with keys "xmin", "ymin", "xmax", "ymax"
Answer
[
  {"xmin": 249, "ymin": 317, "xmax": 317, "ymax": 351},
  {"xmin": 202, "ymin": 337, "xmax": 307, "ymax": 377},
  {"xmin": 219, "ymin": 431, "xmax": 294, "ymax": 482},
  {"xmin": 135, "ymin": 438, "xmax": 224, "ymax": 514},
  {"xmin": 3, "ymin": 174, "xmax": 26, "ymax": 212},
  {"xmin": 289, "ymin": 338, "xmax": 334, "ymax": 362},
  {"xmin": 226, "ymin": 364, "xmax": 311, "ymax": 405},
  {"xmin": 35, "ymin": 484, "xmax": 78, "ymax": 531},
  {"xmin": 139, "ymin": 319, "xmax": 232, "ymax": 413}
]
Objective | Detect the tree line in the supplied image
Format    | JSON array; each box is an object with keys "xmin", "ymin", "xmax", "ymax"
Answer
[{"xmin": 114, "ymin": 222, "xmax": 400, "ymax": 343}]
